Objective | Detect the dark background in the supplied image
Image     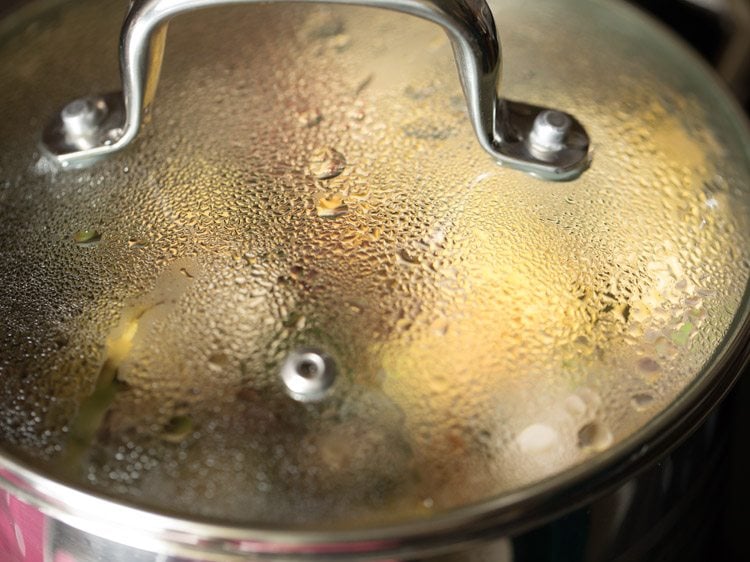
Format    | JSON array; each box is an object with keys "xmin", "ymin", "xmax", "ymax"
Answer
[
  {"xmin": 622, "ymin": 2, "xmax": 749, "ymax": 560},
  {"xmin": 0, "ymin": 0, "xmax": 749, "ymax": 560},
  {"xmin": 628, "ymin": 0, "xmax": 750, "ymax": 109}
]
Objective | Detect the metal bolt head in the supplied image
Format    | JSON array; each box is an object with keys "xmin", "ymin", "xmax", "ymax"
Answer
[
  {"xmin": 61, "ymin": 97, "xmax": 108, "ymax": 138},
  {"xmin": 529, "ymin": 110, "xmax": 572, "ymax": 154},
  {"xmin": 280, "ymin": 348, "xmax": 337, "ymax": 402}
]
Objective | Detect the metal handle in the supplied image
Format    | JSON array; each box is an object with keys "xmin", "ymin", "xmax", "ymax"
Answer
[{"xmin": 41, "ymin": 0, "xmax": 590, "ymax": 180}]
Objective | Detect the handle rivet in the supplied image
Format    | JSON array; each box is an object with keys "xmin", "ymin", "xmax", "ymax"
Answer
[
  {"xmin": 61, "ymin": 97, "xmax": 108, "ymax": 138},
  {"xmin": 40, "ymin": 1, "xmax": 589, "ymax": 179},
  {"xmin": 529, "ymin": 110, "xmax": 572, "ymax": 153}
]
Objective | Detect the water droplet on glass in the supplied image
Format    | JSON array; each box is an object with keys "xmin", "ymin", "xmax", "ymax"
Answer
[
  {"xmin": 577, "ymin": 421, "xmax": 613, "ymax": 452},
  {"xmin": 208, "ymin": 352, "xmax": 229, "ymax": 370},
  {"xmin": 346, "ymin": 301, "xmax": 363, "ymax": 314},
  {"xmin": 398, "ymin": 248, "xmax": 420, "ymax": 265},
  {"xmin": 575, "ymin": 388, "xmax": 602, "ymax": 412},
  {"xmin": 298, "ymin": 109, "xmax": 323, "ymax": 128},
  {"xmin": 309, "ymin": 147, "xmax": 346, "ymax": 180},
  {"xmin": 564, "ymin": 394, "xmax": 587, "ymax": 417},
  {"xmin": 316, "ymin": 193, "xmax": 348, "ymax": 218},
  {"xmin": 517, "ymin": 423, "xmax": 558, "ymax": 454},
  {"xmin": 128, "ymin": 238, "xmax": 147, "ymax": 249},
  {"xmin": 637, "ymin": 357, "xmax": 660, "ymax": 372},
  {"xmin": 348, "ymin": 108, "xmax": 366, "ymax": 122},
  {"xmin": 73, "ymin": 228, "xmax": 101, "ymax": 247},
  {"xmin": 631, "ymin": 393, "xmax": 654, "ymax": 411}
]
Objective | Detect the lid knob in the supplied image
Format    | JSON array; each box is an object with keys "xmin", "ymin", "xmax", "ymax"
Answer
[{"xmin": 280, "ymin": 348, "xmax": 338, "ymax": 402}]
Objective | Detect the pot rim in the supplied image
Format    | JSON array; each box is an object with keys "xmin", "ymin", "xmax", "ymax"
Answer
[{"xmin": 0, "ymin": 0, "xmax": 749, "ymax": 559}]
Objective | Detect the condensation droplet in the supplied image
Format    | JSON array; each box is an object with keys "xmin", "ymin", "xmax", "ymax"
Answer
[
  {"xmin": 298, "ymin": 108, "xmax": 323, "ymax": 128},
  {"xmin": 316, "ymin": 193, "xmax": 348, "ymax": 218},
  {"xmin": 346, "ymin": 301, "xmax": 363, "ymax": 314},
  {"xmin": 208, "ymin": 352, "xmax": 229, "ymax": 370},
  {"xmin": 575, "ymin": 388, "xmax": 602, "ymax": 413},
  {"xmin": 128, "ymin": 238, "xmax": 147, "ymax": 249},
  {"xmin": 631, "ymin": 393, "xmax": 654, "ymax": 411},
  {"xmin": 309, "ymin": 147, "xmax": 346, "ymax": 180},
  {"xmin": 517, "ymin": 423, "xmax": 558, "ymax": 454},
  {"xmin": 398, "ymin": 248, "xmax": 420, "ymax": 265},
  {"xmin": 638, "ymin": 357, "xmax": 661, "ymax": 372},
  {"xmin": 564, "ymin": 394, "xmax": 587, "ymax": 417},
  {"xmin": 577, "ymin": 421, "xmax": 613, "ymax": 452},
  {"xmin": 348, "ymin": 108, "xmax": 366, "ymax": 121}
]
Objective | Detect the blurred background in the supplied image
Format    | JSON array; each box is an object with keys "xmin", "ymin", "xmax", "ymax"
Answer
[
  {"xmin": 628, "ymin": 0, "xmax": 749, "ymax": 109},
  {"xmin": 621, "ymin": 2, "xmax": 750, "ymax": 560},
  {"xmin": 0, "ymin": 0, "xmax": 748, "ymax": 559}
]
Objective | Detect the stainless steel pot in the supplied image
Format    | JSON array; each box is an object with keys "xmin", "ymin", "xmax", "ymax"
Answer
[{"xmin": 0, "ymin": 0, "xmax": 748, "ymax": 560}]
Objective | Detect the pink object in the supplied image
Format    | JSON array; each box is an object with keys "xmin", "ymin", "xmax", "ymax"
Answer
[{"xmin": 0, "ymin": 490, "xmax": 45, "ymax": 562}]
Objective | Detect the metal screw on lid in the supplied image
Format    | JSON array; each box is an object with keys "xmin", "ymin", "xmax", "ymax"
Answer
[
  {"xmin": 61, "ymin": 97, "xmax": 107, "ymax": 139},
  {"xmin": 280, "ymin": 348, "xmax": 337, "ymax": 402},
  {"xmin": 529, "ymin": 110, "xmax": 573, "ymax": 154}
]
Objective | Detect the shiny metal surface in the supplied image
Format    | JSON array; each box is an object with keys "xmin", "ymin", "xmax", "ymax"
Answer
[
  {"xmin": 529, "ymin": 110, "xmax": 571, "ymax": 155},
  {"xmin": 280, "ymin": 349, "xmax": 337, "ymax": 402},
  {"xmin": 39, "ymin": 0, "xmax": 590, "ymax": 179}
]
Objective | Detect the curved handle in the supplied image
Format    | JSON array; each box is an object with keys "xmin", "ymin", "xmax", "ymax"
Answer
[{"xmin": 41, "ymin": 0, "xmax": 590, "ymax": 180}]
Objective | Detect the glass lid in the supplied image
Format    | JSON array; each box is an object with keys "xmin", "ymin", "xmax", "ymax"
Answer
[{"xmin": 0, "ymin": 0, "xmax": 748, "ymax": 530}]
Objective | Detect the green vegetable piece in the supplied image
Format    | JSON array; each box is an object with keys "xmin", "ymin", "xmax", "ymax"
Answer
[
  {"xmin": 671, "ymin": 322, "xmax": 693, "ymax": 346},
  {"xmin": 73, "ymin": 228, "xmax": 101, "ymax": 245}
]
